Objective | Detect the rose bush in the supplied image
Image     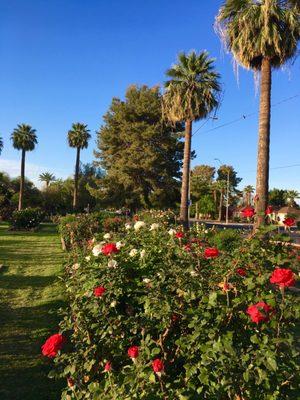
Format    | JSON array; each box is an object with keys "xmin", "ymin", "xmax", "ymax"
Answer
[
  {"xmin": 47, "ymin": 222, "xmax": 300, "ymax": 399},
  {"xmin": 10, "ymin": 207, "xmax": 44, "ymax": 230}
]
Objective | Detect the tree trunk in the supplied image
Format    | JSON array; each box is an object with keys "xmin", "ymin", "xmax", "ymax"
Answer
[
  {"xmin": 18, "ymin": 149, "xmax": 26, "ymax": 211},
  {"xmin": 73, "ymin": 147, "xmax": 80, "ymax": 211},
  {"xmin": 218, "ymin": 190, "xmax": 223, "ymax": 222},
  {"xmin": 255, "ymin": 58, "xmax": 272, "ymax": 229},
  {"xmin": 180, "ymin": 119, "xmax": 192, "ymax": 229},
  {"xmin": 213, "ymin": 189, "xmax": 217, "ymax": 206}
]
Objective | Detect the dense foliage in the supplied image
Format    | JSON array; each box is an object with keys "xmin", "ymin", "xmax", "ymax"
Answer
[
  {"xmin": 91, "ymin": 85, "xmax": 185, "ymax": 210},
  {"xmin": 58, "ymin": 212, "xmax": 114, "ymax": 251},
  {"xmin": 45, "ymin": 221, "xmax": 300, "ymax": 399},
  {"xmin": 10, "ymin": 207, "xmax": 44, "ymax": 230}
]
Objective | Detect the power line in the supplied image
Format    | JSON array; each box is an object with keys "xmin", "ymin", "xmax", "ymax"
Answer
[
  {"xmin": 240, "ymin": 163, "xmax": 300, "ymax": 173},
  {"xmin": 192, "ymin": 93, "xmax": 300, "ymax": 137}
]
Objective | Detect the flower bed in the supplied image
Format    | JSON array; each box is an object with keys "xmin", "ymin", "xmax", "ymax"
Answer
[{"xmin": 44, "ymin": 221, "xmax": 300, "ymax": 399}]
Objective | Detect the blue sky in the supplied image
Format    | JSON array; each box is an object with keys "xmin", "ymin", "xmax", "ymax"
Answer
[{"xmin": 0, "ymin": 0, "xmax": 299, "ymax": 193}]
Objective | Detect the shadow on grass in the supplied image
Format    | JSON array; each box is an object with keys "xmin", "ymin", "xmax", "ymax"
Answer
[
  {"xmin": 0, "ymin": 300, "xmax": 66, "ymax": 400},
  {"xmin": 0, "ymin": 274, "xmax": 58, "ymax": 289}
]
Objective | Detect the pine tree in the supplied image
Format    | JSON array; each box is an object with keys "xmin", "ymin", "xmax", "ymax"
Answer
[{"xmin": 92, "ymin": 85, "xmax": 184, "ymax": 210}]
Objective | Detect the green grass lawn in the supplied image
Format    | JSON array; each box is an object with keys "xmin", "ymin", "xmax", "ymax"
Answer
[{"xmin": 0, "ymin": 222, "xmax": 65, "ymax": 400}]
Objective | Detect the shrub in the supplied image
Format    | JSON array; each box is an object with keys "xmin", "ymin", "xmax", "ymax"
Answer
[
  {"xmin": 10, "ymin": 207, "xmax": 44, "ymax": 230},
  {"xmin": 211, "ymin": 228, "xmax": 242, "ymax": 251},
  {"xmin": 102, "ymin": 216, "xmax": 124, "ymax": 232},
  {"xmin": 47, "ymin": 222, "xmax": 300, "ymax": 399},
  {"xmin": 136, "ymin": 209, "xmax": 177, "ymax": 225},
  {"xmin": 58, "ymin": 213, "xmax": 100, "ymax": 251}
]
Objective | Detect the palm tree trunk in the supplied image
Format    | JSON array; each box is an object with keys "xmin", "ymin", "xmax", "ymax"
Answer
[
  {"xmin": 255, "ymin": 58, "xmax": 272, "ymax": 229},
  {"xmin": 73, "ymin": 147, "xmax": 80, "ymax": 210},
  {"xmin": 218, "ymin": 190, "xmax": 223, "ymax": 222},
  {"xmin": 180, "ymin": 119, "xmax": 192, "ymax": 229},
  {"xmin": 18, "ymin": 149, "xmax": 26, "ymax": 211}
]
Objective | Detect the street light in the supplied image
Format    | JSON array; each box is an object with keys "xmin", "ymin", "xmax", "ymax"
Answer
[{"xmin": 214, "ymin": 158, "xmax": 230, "ymax": 224}]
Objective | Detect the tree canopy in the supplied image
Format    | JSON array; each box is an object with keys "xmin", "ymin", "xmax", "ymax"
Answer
[
  {"xmin": 215, "ymin": 0, "xmax": 300, "ymax": 71},
  {"xmin": 92, "ymin": 85, "xmax": 184, "ymax": 209}
]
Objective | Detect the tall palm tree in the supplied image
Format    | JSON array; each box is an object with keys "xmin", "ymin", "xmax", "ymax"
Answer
[
  {"xmin": 216, "ymin": 0, "xmax": 300, "ymax": 228},
  {"xmin": 163, "ymin": 51, "xmax": 221, "ymax": 228},
  {"xmin": 0, "ymin": 136, "xmax": 3, "ymax": 155},
  {"xmin": 243, "ymin": 185, "xmax": 255, "ymax": 206},
  {"xmin": 11, "ymin": 124, "xmax": 38, "ymax": 210},
  {"xmin": 39, "ymin": 172, "xmax": 56, "ymax": 187},
  {"xmin": 67, "ymin": 123, "xmax": 91, "ymax": 210}
]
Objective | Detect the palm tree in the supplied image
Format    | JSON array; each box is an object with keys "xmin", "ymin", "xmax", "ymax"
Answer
[
  {"xmin": 0, "ymin": 136, "xmax": 3, "ymax": 155},
  {"xmin": 39, "ymin": 172, "xmax": 56, "ymax": 187},
  {"xmin": 11, "ymin": 124, "xmax": 38, "ymax": 210},
  {"xmin": 163, "ymin": 51, "xmax": 221, "ymax": 228},
  {"xmin": 216, "ymin": 0, "xmax": 300, "ymax": 228},
  {"xmin": 67, "ymin": 123, "xmax": 91, "ymax": 210},
  {"xmin": 216, "ymin": 180, "xmax": 227, "ymax": 221},
  {"xmin": 284, "ymin": 190, "xmax": 300, "ymax": 206},
  {"xmin": 243, "ymin": 185, "xmax": 255, "ymax": 206}
]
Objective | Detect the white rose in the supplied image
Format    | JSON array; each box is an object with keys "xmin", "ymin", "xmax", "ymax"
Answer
[
  {"xmin": 134, "ymin": 221, "xmax": 146, "ymax": 231},
  {"xmin": 92, "ymin": 244, "xmax": 103, "ymax": 257},
  {"xmin": 110, "ymin": 300, "xmax": 117, "ymax": 307},
  {"xmin": 140, "ymin": 249, "xmax": 146, "ymax": 258},
  {"xmin": 108, "ymin": 259, "xmax": 118, "ymax": 268},
  {"xmin": 125, "ymin": 223, "xmax": 132, "ymax": 230},
  {"xmin": 103, "ymin": 233, "xmax": 111, "ymax": 239},
  {"xmin": 149, "ymin": 223, "xmax": 159, "ymax": 231},
  {"xmin": 129, "ymin": 248, "xmax": 138, "ymax": 257},
  {"xmin": 168, "ymin": 228, "xmax": 177, "ymax": 236},
  {"xmin": 116, "ymin": 241, "xmax": 125, "ymax": 250},
  {"xmin": 85, "ymin": 256, "xmax": 91, "ymax": 261},
  {"xmin": 72, "ymin": 263, "xmax": 80, "ymax": 271},
  {"xmin": 190, "ymin": 270, "xmax": 198, "ymax": 277},
  {"xmin": 143, "ymin": 278, "xmax": 151, "ymax": 284}
]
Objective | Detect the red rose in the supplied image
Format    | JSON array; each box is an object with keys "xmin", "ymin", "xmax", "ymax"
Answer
[
  {"xmin": 94, "ymin": 286, "xmax": 106, "ymax": 297},
  {"xmin": 270, "ymin": 268, "xmax": 295, "ymax": 288},
  {"xmin": 204, "ymin": 247, "xmax": 219, "ymax": 258},
  {"xmin": 127, "ymin": 346, "xmax": 139, "ymax": 359},
  {"xmin": 242, "ymin": 207, "xmax": 255, "ymax": 218},
  {"xmin": 283, "ymin": 217, "xmax": 295, "ymax": 227},
  {"xmin": 265, "ymin": 206, "xmax": 273, "ymax": 215},
  {"xmin": 104, "ymin": 361, "xmax": 111, "ymax": 372},
  {"xmin": 184, "ymin": 244, "xmax": 192, "ymax": 252},
  {"xmin": 152, "ymin": 358, "xmax": 164, "ymax": 373},
  {"xmin": 246, "ymin": 302, "xmax": 273, "ymax": 324},
  {"xmin": 101, "ymin": 243, "xmax": 119, "ymax": 256},
  {"xmin": 175, "ymin": 232, "xmax": 184, "ymax": 239},
  {"xmin": 41, "ymin": 333, "xmax": 65, "ymax": 358},
  {"xmin": 236, "ymin": 268, "xmax": 247, "ymax": 277}
]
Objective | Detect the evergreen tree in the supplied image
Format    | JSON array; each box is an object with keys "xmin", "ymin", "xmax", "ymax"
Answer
[{"xmin": 93, "ymin": 85, "xmax": 184, "ymax": 210}]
